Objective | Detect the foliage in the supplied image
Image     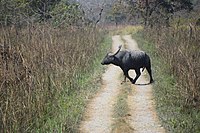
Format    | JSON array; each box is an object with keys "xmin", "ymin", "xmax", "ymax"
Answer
[
  {"xmin": 50, "ymin": 1, "xmax": 84, "ymax": 27},
  {"xmin": 0, "ymin": 24, "xmax": 107, "ymax": 132},
  {"xmin": 133, "ymin": 30, "xmax": 200, "ymax": 132},
  {"xmin": 144, "ymin": 24, "xmax": 200, "ymax": 104},
  {"xmin": 0, "ymin": 0, "xmax": 86, "ymax": 27},
  {"xmin": 106, "ymin": 1, "xmax": 128, "ymax": 25},
  {"xmin": 110, "ymin": 0, "xmax": 194, "ymax": 26}
]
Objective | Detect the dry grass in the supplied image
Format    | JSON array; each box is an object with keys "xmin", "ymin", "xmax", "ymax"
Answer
[
  {"xmin": 143, "ymin": 25, "xmax": 200, "ymax": 107},
  {"xmin": 133, "ymin": 26, "xmax": 200, "ymax": 132},
  {"xmin": 0, "ymin": 24, "xmax": 105, "ymax": 132},
  {"xmin": 108, "ymin": 25, "xmax": 143, "ymax": 36}
]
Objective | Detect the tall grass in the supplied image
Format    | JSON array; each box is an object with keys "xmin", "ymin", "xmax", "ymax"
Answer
[
  {"xmin": 143, "ymin": 25, "xmax": 200, "ymax": 106},
  {"xmin": 133, "ymin": 24, "xmax": 200, "ymax": 132},
  {"xmin": 0, "ymin": 24, "xmax": 106, "ymax": 132}
]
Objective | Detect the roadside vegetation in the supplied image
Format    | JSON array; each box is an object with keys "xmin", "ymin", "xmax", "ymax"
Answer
[
  {"xmin": 132, "ymin": 25, "xmax": 200, "ymax": 132},
  {"xmin": 0, "ymin": 0, "xmax": 111, "ymax": 132},
  {"xmin": 0, "ymin": 23, "xmax": 111, "ymax": 132}
]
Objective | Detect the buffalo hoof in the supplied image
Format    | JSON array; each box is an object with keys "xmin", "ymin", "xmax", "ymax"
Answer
[
  {"xmin": 150, "ymin": 80, "xmax": 154, "ymax": 84},
  {"xmin": 131, "ymin": 80, "xmax": 136, "ymax": 84}
]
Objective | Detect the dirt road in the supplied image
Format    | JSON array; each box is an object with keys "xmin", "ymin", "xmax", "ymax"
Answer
[
  {"xmin": 79, "ymin": 35, "xmax": 123, "ymax": 133},
  {"xmin": 80, "ymin": 35, "xmax": 165, "ymax": 133},
  {"xmin": 123, "ymin": 35, "xmax": 165, "ymax": 133}
]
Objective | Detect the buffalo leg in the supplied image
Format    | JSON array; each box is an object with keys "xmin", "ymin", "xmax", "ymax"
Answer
[
  {"xmin": 132, "ymin": 69, "xmax": 141, "ymax": 84},
  {"xmin": 146, "ymin": 67, "xmax": 154, "ymax": 83},
  {"xmin": 123, "ymin": 75, "xmax": 126, "ymax": 82},
  {"xmin": 123, "ymin": 70, "xmax": 134, "ymax": 83}
]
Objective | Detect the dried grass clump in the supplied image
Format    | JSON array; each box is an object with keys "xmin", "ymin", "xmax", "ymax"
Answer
[
  {"xmin": 144, "ymin": 24, "xmax": 200, "ymax": 107},
  {"xmin": 0, "ymin": 24, "xmax": 103, "ymax": 132}
]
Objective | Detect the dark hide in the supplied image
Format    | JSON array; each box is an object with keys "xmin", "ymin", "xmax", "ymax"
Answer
[{"xmin": 101, "ymin": 46, "xmax": 154, "ymax": 84}]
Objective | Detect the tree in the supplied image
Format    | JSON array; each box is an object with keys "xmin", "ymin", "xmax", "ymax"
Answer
[
  {"xmin": 111, "ymin": 0, "xmax": 193, "ymax": 27},
  {"xmin": 106, "ymin": 0, "xmax": 129, "ymax": 25},
  {"xmin": 0, "ymin": 0, "xmax": 86, "ymax": 27},
  {"xmin": 51, "ymin": 1, "xmax": 85, "ymax": 27}
]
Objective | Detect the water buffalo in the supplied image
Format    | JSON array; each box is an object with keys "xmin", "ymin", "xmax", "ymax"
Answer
[{"xmin": 101, "ymin": 45, "xmax": 154, "ymax": 84}]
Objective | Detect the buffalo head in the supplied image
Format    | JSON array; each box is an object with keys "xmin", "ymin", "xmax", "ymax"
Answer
[{"xmin": 101, "ymin": 45, "xmax": 122, "ymax": 65}]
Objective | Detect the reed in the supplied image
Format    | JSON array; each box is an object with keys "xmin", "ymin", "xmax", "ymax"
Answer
[
  {"xmin": 143, "ymin": 25, "xmax": 200, "ymax": 107},
  {"xmin": 0, "ymin": 24, "xmax": 105, "ymax": 132}
]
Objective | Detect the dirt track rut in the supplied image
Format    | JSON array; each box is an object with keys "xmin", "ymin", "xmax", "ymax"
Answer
[
  {"xmin": 80, "ymin": 35, "xmax": 165, "ymax": 133},
  {"xmin": 79, "ymin": 35, "xmax": 123, "ymax": 133},
  {"xmin": 123, "ymin": 35, "xmax": 165, "ymax": 133}
]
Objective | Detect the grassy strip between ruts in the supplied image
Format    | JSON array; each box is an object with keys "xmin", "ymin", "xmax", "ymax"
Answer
[
  {"xmin": 111, "ymin": 80, "xmax": 134, "ymax": 133},
  {"xmin": 132, "ymin": 31, "xmax": 200, "ymax": 133},
  {"xmin": 110, "ymin": 27, "xmax": 142, "ymax": 133},
  {"xmin": 36, "ymin": 35, "xmax": 112, "ymax": 133}
]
